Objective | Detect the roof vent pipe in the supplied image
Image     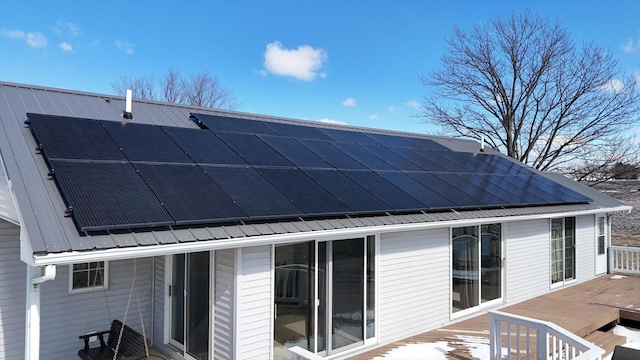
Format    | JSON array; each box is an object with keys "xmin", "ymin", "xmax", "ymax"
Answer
[
  {"xmin": 480, "ymin": 135, "xmax": 485, "ymax": 152},
  {"xmin": 123, "ymin": 89, "xmax": 133, "ymax": 120}
]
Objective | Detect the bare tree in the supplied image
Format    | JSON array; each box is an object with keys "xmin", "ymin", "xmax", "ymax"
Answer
[
  {"xmin": 111, "ymin": 70, "xmax": 240, "ymax": 110},
  {"xmin": 185, "ymin": 70, "xmax": 239, "ymax": 110},
  {"xmin": 420, "ymin": 11, "xmax": 640, "ymax": 182}
]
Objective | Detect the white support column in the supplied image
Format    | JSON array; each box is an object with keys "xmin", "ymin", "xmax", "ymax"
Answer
[{"xmin": 25, "ymin": 265, "xmax": 41, "ymax": 360}]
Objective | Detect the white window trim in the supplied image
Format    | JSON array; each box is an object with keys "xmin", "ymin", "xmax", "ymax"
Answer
[
  {"xmin": 68, "ymin": 261, "xmax": 109, "ymax": 294},
  {"xmin": 549, "ymin": 217, "xmax": 577, "ymax": 289}
]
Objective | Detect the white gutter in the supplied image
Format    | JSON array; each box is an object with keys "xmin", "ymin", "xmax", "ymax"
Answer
[{"xmin": 31, "ymin": 205, "xmax": 631, "ymax": 266}]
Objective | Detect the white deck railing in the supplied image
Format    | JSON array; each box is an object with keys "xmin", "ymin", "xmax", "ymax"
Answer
[
  {"xmin": 609, "ymin": 246, "xmax": 640, "ymax": 275},
  {"xmin": 489, "ymin": 311, "xmax": 604, "ymax": 360}
]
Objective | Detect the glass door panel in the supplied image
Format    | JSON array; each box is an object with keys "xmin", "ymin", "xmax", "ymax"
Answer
[
  {"xmin": 170, "ymin": 254, "xmax": 185, "ymax": 347},
  {"xmin": 481, "ymin": 224, "xmax": 502, "ymax": 303},
  {"xmin": 452, "ymin": 226, "xmax": 479, "ymax": 312},
  {"xmin": 186, "ymin": 252, "xmax": 210, "ymax": 359},
  {"xmin": 564, "ymin": 218, "xmax": 576, "ymax": 280},
  {"xmin": 331, "ymin": 238, "xmax": 364, "ymax": 351}
]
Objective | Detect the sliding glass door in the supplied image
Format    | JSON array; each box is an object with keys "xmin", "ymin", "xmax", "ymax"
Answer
[
  {"xmin": 551, "ymin": 217, "xmax": 576, "ymax": 285},
  {"xmin": 452, "ymin": 224, "xmax": 502, "ymax": 313},
  {"xmin": 169, "ymin": 252, "xmax": 210, "ymax": 360},
  {"xmin": 274, "ymin": 237, "xmax": 375, "ymax": 358}
]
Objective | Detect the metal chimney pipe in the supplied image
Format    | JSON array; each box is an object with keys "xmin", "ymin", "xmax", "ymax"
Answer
[{"xmin": 123, "ymin": 89, "xmax": 133, "ymax": 119}]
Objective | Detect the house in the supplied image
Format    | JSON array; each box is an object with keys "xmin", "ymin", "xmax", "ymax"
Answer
[{"xmin": 0, "ymin": 81, "xmax": 631, "ymax": 360}]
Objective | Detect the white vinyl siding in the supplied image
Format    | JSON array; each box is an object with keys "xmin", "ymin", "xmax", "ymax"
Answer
[
  {"xmin": 0, "ymin": 222, "xmax": 25, "ymax": 360},
  {"xmin": 505, "ymin": 219, "xmax": 550, "ymax": 303},
  {"xmin": 214, "ymin": 249, "xmax": 235, "ymax": 360},
  {"xmin": 152, "ymin": 256, "xmax": 169, "ymax": 355},
  {"xmin": 378, "ymin": 228, "xmax": 450, "ymax": 344},
  {"xmin": 576, "ymin": 215, "xmax": 596, "ymax": 281},
  {"xmin": 39, "ymin": 258, "xmax": 153, "ymax": 359},
  {"xmin": 236, "ymin": 246, "xmax": 272, "ymax": 359}
]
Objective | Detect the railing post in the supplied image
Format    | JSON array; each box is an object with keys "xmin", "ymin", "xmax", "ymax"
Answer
[{"xmin": 489, "ymin": 312, "xmax": 500, "ymax": 360}]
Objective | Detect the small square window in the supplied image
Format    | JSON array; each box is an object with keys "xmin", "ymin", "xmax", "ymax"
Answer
[{"xmin": 69, "ymin": 261, "xmax": 108, "ymax": 293}]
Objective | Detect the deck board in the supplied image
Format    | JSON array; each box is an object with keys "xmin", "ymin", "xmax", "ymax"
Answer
[{"xmin": 349, "ymin": 275, "xmax": 640, "ymax": 359}]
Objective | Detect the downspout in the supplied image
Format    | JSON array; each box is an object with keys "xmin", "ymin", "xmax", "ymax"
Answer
[{"xmin": 26, "ymin": 264, "xmax": 56, "ymax": 359}]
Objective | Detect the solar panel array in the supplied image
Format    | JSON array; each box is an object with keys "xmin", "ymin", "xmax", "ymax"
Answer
[{"xmin": 27, "ymin": 112, "xmax": 592, "ymax": 233}]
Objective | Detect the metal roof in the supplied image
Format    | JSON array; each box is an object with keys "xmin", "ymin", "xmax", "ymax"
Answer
[{"xmin": 0, "ymin": 82, "xmax": 630, "ymax": 261}]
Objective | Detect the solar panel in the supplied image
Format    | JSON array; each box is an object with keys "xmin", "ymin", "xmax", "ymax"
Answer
[
  {"xmin": 377, "ymin": 171, "xmax": 457, "ymax": 209},
  {"xmin": 359, "ymin": 143, "xmax": 423, "ymax": 171},
  {"xmin": 48, "ymin": 160, "xmax": 173, "ymax": 231},
  {"xmin": 403, "ymin": 137, "xmax": 450, "ymax": 151},
  {"xmin": 298, "ymin": 139, "xmax": 367, "ymax": 169},
  {"xmin": 387, "ymin": 147, "xmax": 450, "ymax": 172},
  {"xmin": 259, "ymin": 168, "xmax": 353, "ymax": 215},
  {"xmin": 330, "ymin": 142, "xmax": 396, "ymax": 170},
  {"xmin": 365, "ymin": 132, "xmax": 416, "ymax": 148},
  {"xmin": 264, "ymin": 121, "xmax": 333, "ymax": 140},
  {"xmin": 163, "ymin": 126, "xmax": 246, "ymax": 165},
  {"xmin": 342, "ymin": 170, "xmax": 424, "ymax": 211},
  {"xmin": 192, "ymin": 113, "xmax": 276, "ymax": 135},
  {"xmin": 215, "ymin": 132, "xmax": 293, "ymax": 167},
  {"xmin": 134, "ymin": 163, "xmax": 246, "ymax": 224},
  {"xmin": 28, "ymin": 113, "xmax": 125, "ymax": 161},
  {"xmin": 319, "ymin": 128, "xmax": 377, "ymax": 144},
  {"xmin": 202, "ymin": 166, "xmax": 305, "ymax": 218},
  {"xmin": 257, "ymin": 136, "xmax": 331, "ymax": 168},
  {"xmin": 102, "ymin": 120, "xmax": 193, "ymax": 163},
  {"xmin": 302, "ymin": 169, "xmax": 391, "ymax": 213}
]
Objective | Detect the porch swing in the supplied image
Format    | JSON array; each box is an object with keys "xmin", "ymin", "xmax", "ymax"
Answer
[{"xmin": 77, "ymin": 258, "xmax": 153, "ymax": 360}]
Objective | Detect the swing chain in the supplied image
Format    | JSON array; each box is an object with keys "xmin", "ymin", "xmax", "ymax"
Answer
[{"xmin": 113, "ymin": 258, "xmax": 150, "ymax": 360}]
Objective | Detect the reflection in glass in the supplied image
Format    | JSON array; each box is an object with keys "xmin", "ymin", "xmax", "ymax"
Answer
[
  {"xmin": 332, "ymin": 239, "xmax": 364, "ymax": 349},
  {"xmin": 186, "ymin": 252, "xmax": 210, "ymax": 359},
  {"xmin": 452, "ymin": 226, "xmax": 479, "ymax": 312},
  {"xmin": 551, "ymin": 219, "xmax": 564, "ymax": 283},
  {"xmin": 366, "ymin": 236, "xmax": 375, "ymax": 339},
  {"xmin": 171, "ymin": 254, "xmax": 185, "ymax": 345},
  {"xmin": 480, "ymin": 224, "xmax": 501, "ymax": 303},
  {"xmin": 564, "ymin": 218, "xmax": 575, "ymax": 280}
]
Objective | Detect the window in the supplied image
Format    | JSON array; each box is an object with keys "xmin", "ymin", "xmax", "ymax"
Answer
[
  {"xmin": 597, "ymin": 217, "xmax": 606, "ymax": 255},
  {"xmin": 551, "ymin": 217, "xmax": 576, "ymax": 285},
  {"xmin": 69, "ymin": 261, "xmax": 108, "ymax": 293},
  {"xmin": 451, "ymin": 224, "xmax": 502, "ymax": 313}
]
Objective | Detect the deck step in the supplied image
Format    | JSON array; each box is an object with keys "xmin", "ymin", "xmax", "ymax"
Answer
[{"xmin": 584, "ymin": 330, "xmax": 627, "ymax": 357}]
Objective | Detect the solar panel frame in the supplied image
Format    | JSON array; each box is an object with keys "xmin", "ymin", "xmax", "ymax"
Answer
[
  {"xmin": 163, "ymin": 126, "xmax": 247, "ymax": 165},
  {"xmin": 48, "ymin": 160, "xmax": 174, "ymax": 231},
  {"xmin": 28, "ymin": 113, "xmax": 126, "ymax": 161},
  {"xmin": 202, "ymin": 166, "xmax": 306, "ymax": 218},
  {"xmin": 134, "ymin": 163, "xmax": 247, "ymax": 224},
  {"xmin": 102, "ymin": 120, "xmax": 193, "ymax": 164},
  {"xmin": 192, "ymin": 113, "xmax": 277, "ymax": 135}
]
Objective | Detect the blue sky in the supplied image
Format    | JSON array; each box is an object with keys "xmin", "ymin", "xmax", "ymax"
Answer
[{"xmin": 0, "ymin": 0, "xmax": 638, "ymax": 135}]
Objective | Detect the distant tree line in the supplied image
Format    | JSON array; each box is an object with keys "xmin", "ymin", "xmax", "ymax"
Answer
[{"xmin": 111, "ymin": 70, "xmax": 240, "ymax": 110}]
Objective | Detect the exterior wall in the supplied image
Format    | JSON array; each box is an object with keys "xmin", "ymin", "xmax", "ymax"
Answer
[
  {"xmin": 378, "ymin": 228, "xmax": 450, "ymax": 344},
  {"xmin": 0, "ymin": 221, "xmax": 25, "ymax": 360},
  {"xmin": 39, "ymin": 257, "xmax": 153, "ymax": 359},
  {"xmin": 505, "ymin": 219, "xmax": 551, "ymax": 304},
  {"xmin": 236, "ymin": 245, "xmax": 272, "ymax": 359},
  {"xmin": 152, "ymin": 256, "xmax": 168, "ymax": 355},
  {"xmin": 576, "ymin": 214, "xmax": 596, "ymax": 281},
  {"xmin": 214, "ymin": 249, "xmax": 235, "ymax": 360}
]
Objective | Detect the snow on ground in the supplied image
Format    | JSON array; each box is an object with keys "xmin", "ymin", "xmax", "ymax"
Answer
[
  {"xmin": 610, "ymin": 275, "xmax": 627, "ymax": 280},
  {"xmin": 602, "ymin": 325, "xmax": 640, "ymax": 360},
  {"xmin": 372, "ymin": 342, "xmax": 453, "ymax": 360}
]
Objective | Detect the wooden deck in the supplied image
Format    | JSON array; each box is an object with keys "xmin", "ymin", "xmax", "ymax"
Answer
[{"xmin": 349, "ymin": 274, "xmax": 640, "ymax": 359}]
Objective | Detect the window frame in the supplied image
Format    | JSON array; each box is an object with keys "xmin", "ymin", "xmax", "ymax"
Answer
[
  {"xmin": 550, "ymin": 217, "xmax": 577, "ymax": 287},
  {"xmin": 68, "ymin": 261, "xmax": 109, "ymax": 294},
  {"xmin": 597, "ymin": 216, "xmax": 606, "ymax": 255}
]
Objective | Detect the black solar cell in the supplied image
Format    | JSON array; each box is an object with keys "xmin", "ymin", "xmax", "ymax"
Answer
[
  {"xmin": 202, "ymin": 166, "xmax": 305, "ymax": 218},
  {"xmin": 377, "ymin": 171, "xmax": 457, "ymax": 209},
  {"xmin": 258, "ymin": 135, "xmax": 331, "ymax": 168},
  {"xmin": 298, "ymin": 139, "xmax": 367, "ymax": 169},
  {"xmin": 264, "ymin": 122, "xmax": 333, "ymax": 140},
  {"xmin": 134, "ymin": 163, "xmax": 246, "ymax": 224},
  {"xmin": 192, "ymin": 113, "xmax": 276, "ymax": 135},
  {"xmin": 28, "ymin": 113, "xmax": 125, "ymax": 161},
  {"xmin": 330, "ymin": 142, "xmax": 396, "ymax": 170},
  {"xmin": 342, "ymin": 170, "xmax": 424, "ymax": 211},
  {"xmin": 49, "ymin": 160, "xmax": 173, "ymax": 231},
  {"xmin": 259, "ymin": 168, "xmax": 353, "ymax": 216},
  {"xmin": 360, "ymin": 143, "xmax": 423, "ymax": 171},
  {"xmin": 303, "ymin": 169, "xmax": 392, "ymax": 213},
  {"xmin": 102, "ymin": 120, "xmax": 193, "ymax": 163},
  {"xmin": 319, "ymin": 128, "xmax": 377, "ymax": 144},
  {"xmin": 215, "ymin": 132, "xmax": 293, "ymax": 167},
  {"xmin": 163, "ymin": 126, "xmax": 246, "ymax": 165}
]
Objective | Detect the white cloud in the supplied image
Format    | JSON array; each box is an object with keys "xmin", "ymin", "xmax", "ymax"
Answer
[
  {"xmin": 369, "ymin": 113, "xmax": 380, "ymax": 120},
  {"xmin": 53, "ymin": 20, "xmax": 81, "ymax": 38},
  {"xmin": 621, "ymin": 38, "xmax": 639, "ymax": 53},
  {"xmin": 59, "ymin": 41, "xmax": 73, "ymax": 52},
  {"xmin": 388, "ymin": 105, "xmax": 399, "ymax": 113},
  {"xmin": 342, "ymin": 98, "xmax": 356, "ymax": 107},
  {"xmin": 319, "ymin": 118, "xmax": 347, "ymax": 125},
  {"xmin": 1, "ymin": 29, "xmax": 47, "ymax": 48},
  {"xmin": 115, "ymin": 39, "xmax": 134, "ymax": 54},
  {"xmin": 263, "ymin": 41, "xmax": 327, "ymax": 81},
  {"xmin": 601, "ymin": 78, "xmax": 624, "ymax": 94},
  {"xmin": 405, "ymin": 100, "xmax": 420, "ymax": 110}
]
